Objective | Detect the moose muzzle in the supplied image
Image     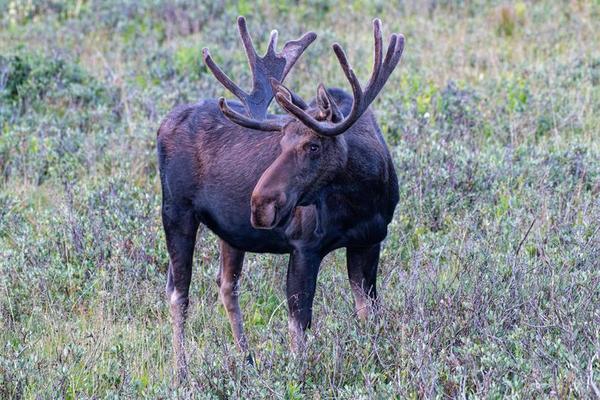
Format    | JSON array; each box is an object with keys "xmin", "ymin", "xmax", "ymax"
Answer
[{"xmin": 250, "ymin": 190, "xmax": 288, "ymax": 229}]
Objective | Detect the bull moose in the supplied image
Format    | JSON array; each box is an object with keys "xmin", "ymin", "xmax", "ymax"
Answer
[{"xmin": 157, "ymin": 16, "xmax": 404, "ymax": 379}]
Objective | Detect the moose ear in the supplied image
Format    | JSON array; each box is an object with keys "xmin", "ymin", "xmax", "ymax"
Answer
[{"xmin": 316, "ymin": 84, "xmax": 343, "ymax": 123}]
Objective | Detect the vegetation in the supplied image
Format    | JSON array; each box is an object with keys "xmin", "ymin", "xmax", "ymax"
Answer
[{"xmin": 1, "ymin": 1, "xmax": 599, "ymax": 398}]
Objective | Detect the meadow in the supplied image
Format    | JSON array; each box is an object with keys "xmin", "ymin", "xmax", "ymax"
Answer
[{"xmin": 1, "ymin": 1, "xmax": 599, "ymax": 398}]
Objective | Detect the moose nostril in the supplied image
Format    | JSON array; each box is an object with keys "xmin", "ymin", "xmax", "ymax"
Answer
[
  {"xmin": 252, "ymin": 191, "xmax": 286, "ymax": 208},
  {"xmin": 277, "ymin": 192, "xmax": 287, "ymax": 206},
  {"xmin": 251, "ymin": 200, "xmax": 278, "ymax": 229}
]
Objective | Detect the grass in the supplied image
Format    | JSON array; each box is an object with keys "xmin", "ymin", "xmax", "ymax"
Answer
[{"xmin": 1, "ymin": 0, "xmax": 599, "ymax": 398}]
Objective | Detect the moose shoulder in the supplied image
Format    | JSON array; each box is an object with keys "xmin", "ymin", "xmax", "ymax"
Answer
[{"xmin": 157, "ymin": 16, "xmax": 404, "ymax": 380}]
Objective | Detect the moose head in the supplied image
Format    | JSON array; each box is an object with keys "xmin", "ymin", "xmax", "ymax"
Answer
[{"xmin": 203, "ymin": 17, "xmax": 404, "ymax": 229}]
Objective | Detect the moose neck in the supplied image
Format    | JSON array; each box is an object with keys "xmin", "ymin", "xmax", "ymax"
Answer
[{"xmin": 320, "ymin": 165, "xmax": 388, "ymax": 218}]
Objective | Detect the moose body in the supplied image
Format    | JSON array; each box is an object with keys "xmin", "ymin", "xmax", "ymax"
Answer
[
  {"xmin": 159, "ymin": 96, "xmax": 397, "ymax": 253},
  {"xmin": 157, "ymin": 17, "xmax": 404, "ymax": 380}
]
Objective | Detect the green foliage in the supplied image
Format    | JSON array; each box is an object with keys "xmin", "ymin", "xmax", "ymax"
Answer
[
  {"xmin": 1, "ymin": 0, "xmax": 599, "ymax": 398},
  {"xmin": 0, "ymin": 50, "xmax": 118, "ymax": 185},
  {"xmin": 0, "ymin": 50, "xmax": 108, "ymax": 116}
]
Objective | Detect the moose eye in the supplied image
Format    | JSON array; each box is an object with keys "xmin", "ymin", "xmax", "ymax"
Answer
[{"xmin": 307, "ymin": 143, "xmax": 320, "ymax": 153}]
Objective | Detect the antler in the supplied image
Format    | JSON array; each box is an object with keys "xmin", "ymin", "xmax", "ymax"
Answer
[
  {"xmin": 272, "ymin": 19, "xmax": 405, "ymax": 136},
  {"xmin": 202, "ymin": 16, "xmax": 316, "ymax": 130}
]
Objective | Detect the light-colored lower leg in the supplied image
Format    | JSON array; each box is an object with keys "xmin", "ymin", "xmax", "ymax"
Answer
[
  {"xmin": 219, "ymin": 281, "xmax": 248, "ymax": 353},
  {"xmin": 169, "ymin": 289, "xmax": 188, "ymax": 381},
  {"xmin": 353, "ymin": 290, "xmax": 371, "ymax": 321},
  {"xmin": 288, "ymin": 318, "xmax": 306, "ymax": 354},
  {"xmin": 351, "ymin": 283, "xmax": 376, "ymax": 321}
]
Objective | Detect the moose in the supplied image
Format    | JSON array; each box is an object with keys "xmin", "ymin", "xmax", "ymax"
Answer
[{"xmin": 157, "ymin": 16, "xmax": 404, "ymax": 379}]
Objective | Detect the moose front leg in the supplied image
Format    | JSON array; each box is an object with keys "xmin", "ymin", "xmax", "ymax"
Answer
[
  {"xmin": 346, "ymin": 243, "xmax": 380, "ymax": 320},
  {"xmin": 286, "ymin": 249, "xmax": 321, "ymax": 353},
  {"xmin": 163, "ymin": 206, "xmax": 198, "ymax": 383},
  {"xmin": 216, "ymin": 240, "xmax": 249, "ymax": 355}
]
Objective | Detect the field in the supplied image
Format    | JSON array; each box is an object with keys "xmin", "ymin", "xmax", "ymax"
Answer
[{"xmin": 1, "ymin": 1, "xmax": 599, "ymax": 398}]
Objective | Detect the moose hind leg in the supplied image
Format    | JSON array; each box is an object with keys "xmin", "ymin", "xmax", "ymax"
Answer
[
  {"xmin": 286, "ymin": 250, "xmax": 321, "ymax": 353},
  {"xmin": 217, "ymin": 240, "xmax": 249, "ymax": 354},
  {"xmin": 346, "ymin": 243, "xmax": 381, "ymax": 320},
  {"xmin": 163, "ymin": 205, "xmax": 198, "ymax": 383}
]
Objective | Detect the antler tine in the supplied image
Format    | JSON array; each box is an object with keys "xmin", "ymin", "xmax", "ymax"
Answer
[
  {"xmin": 392, "ymin": 35, "xmax": 405, "ymax": 67},
  {"xmin": 332, "ymin": 43, "xmax": 363, "ymax": 109},
  {"xmin": 218, "ymin": 97, "xmax": 282, "ymax": 131},
  {"xmin": 273, "ymin": 19, "xmax": 405, "ymax": 137},
  {"xmin": 202, "ymin": 48, "xmax": 248, "ymax": 103},
  {"xmin": 369, "ymin": 18, "xmax": 383, "ymax": 88},
  {"xmin": 364, "ymin": 32, "xmax": 404, "ymax": 105},
  {"xmin": 279, "ymin": 31, "xmax": 318, "ymax": 79},
  {"xmin": 266, "ymin": 30, "xmax": 278, "ymax": 57},
  {"xmin": 237, "ymin": 16, "xmax": 259, "ymax": 76},
  {"xmin": 383, "ymin": 34, "xmax": 398, "ymax": 68}
]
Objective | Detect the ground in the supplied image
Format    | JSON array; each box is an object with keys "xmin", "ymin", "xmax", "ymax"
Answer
[{"xmin": 0, "ymin": 1, "xmax": 599, "ymax": 398}]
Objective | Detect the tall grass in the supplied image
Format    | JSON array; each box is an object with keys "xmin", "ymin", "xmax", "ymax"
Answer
[{"xmin": 1, "ymin": 1, "xmax": 599, "ymax": 398}]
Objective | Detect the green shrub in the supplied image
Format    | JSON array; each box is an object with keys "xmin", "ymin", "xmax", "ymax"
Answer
[{"xmin": 0, "ymin": 51, "xmax": 109, "ymax": 117}]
